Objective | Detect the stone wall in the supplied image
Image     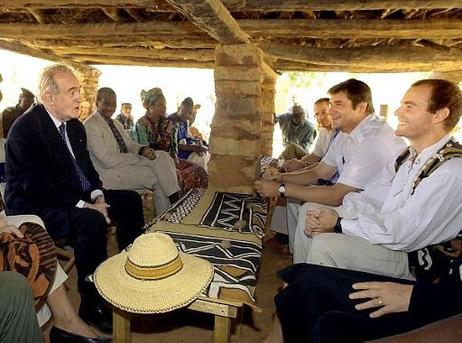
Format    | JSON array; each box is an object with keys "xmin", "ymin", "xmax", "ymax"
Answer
[
  {"xmin": 208, "ymin": 44, "xmax": 276, "ymax": 193},
  {"xmin": 74, "ymin": 65, "xmax": 101, "ymax": 120}
]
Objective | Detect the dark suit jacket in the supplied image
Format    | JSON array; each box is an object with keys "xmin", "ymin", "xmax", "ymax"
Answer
[{"xmin": 5, "ymin": 104, "xmax": 103, "ymax": 236}]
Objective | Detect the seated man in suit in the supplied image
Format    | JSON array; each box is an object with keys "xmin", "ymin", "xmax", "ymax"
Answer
[
  {"xmin": 84, "ymin": 87, "xmax": 181, "ymax": 215},
  {"xmin": 5, "ymin": 64, "xmax": 145, "ymax": 333}
]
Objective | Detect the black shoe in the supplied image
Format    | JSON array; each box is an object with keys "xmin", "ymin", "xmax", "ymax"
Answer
[
  {"xmin": 79, "ymin": 301, "xmax": 113, "ymax": 334},
  {"xmin": 50, "ymin": 326, "xmax": 112, "ymax": 343}
]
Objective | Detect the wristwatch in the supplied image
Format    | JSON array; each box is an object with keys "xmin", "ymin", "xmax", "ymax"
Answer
[{"xmin": 278, "ymin": 183, "xmax": 286, "ymax": 197}]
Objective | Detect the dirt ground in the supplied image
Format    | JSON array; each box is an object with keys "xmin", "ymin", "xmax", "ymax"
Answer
[{"xmin": 43, "ymin": 230, "xmax": 291, "ymax": 343}]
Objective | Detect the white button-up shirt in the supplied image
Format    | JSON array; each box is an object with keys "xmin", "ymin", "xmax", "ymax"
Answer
[
  {"xmin": 338, "ymin": 135, "xmax": 462, "ymax": 251},
  {"xmin": 322, "ymin": 114, "xmax": 407, "ymax": 189},
  {"xmin": 311, "ymin": 127, "xmax": 337, "ymax": 158}
]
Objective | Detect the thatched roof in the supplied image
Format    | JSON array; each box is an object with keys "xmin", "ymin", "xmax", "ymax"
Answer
[{"xmin": 1, "ymin": 0, "xmax": 462, "ymax": 72}]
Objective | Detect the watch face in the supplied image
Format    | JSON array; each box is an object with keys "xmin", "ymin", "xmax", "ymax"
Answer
[{"xmin": 278, "ymin": 185, "xmax": 285, "ymax": 194}]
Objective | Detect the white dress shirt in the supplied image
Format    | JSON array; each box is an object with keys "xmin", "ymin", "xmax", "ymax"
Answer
[
  {"xmin": 311, "ymin": 127, "xmax": 336, "ymax": 158},
  {"xmin": 339, "ymin": 135, "xmax": 462, "ymax": 251},
  {"xmin": 322, "ymin": 114, "xmax": 407, "ymax": 189}
]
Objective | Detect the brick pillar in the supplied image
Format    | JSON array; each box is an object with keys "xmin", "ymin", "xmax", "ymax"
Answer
[
  {"xmin": 209, "ymin": 44, "xmax": 275, "ymax": 193},
  {"xmin": 260, "ymin": 64, "xmax": 277, "ymax": 156},
  {"xmin": 74, "ymin": 65, "xmax": 101, "ymax": 121}
]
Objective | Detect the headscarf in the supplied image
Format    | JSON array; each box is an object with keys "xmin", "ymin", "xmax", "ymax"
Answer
[{"xmin": 141, "ymin": 87, "xmax": 163, "ymax": 109}]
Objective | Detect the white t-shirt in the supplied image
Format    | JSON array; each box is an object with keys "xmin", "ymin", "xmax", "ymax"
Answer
[{"xmin": 322, "ymin": 114, "xmax": 406, "ymax": 190}]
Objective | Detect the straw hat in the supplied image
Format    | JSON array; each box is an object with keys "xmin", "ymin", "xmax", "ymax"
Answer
[
  {"xmin": 94, "ymin": 232, "xmax": 214, "ymax": 314},
  {"xmin": 0, "ymin": 222, "xmax": 57, "ymax": 309}
]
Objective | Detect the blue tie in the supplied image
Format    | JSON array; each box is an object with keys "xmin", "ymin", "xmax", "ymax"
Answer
[{"xmin": 58, "ymin": 123, "xmax": 92, "ymax": 192}]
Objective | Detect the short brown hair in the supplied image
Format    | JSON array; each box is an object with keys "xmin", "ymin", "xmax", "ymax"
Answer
[
  {"xmin": 411, "ymin": 79, "xmax": 462, "ymax": 130},
  {"xmin": 328, "ymin": 79, "xmax": 375, "ymax": 115},
  {"xmin": 314, "ymin": 97, "xmax": 330, "ymax": 106}
]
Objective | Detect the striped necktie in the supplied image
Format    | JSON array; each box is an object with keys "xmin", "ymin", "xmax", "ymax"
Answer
[
  {"xmin": 58, "ymin": 123, "xmax": 91, "ymax": 192},
  {"xmin": 102, "ymin": 117, "xmax": 128, "ymax": 153}
]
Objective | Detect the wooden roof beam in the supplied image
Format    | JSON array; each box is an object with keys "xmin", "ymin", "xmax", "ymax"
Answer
[
  {"xmin": 261, "ymin": 41, "xmax": 462, "ymax": 72},
  {"xmin": 164, "ymin": 0, "xmax": 249, "ymax": 44},
  {"xmin": 0, "ymin": 22, "xmax": 204, "ymax": 40},
  {"xmin": 242, "ymin": 0, "xmax": 462, "ymax": 11},
  {"xmin": 272, "ymin": 60, "xmax": 437, "ymax": 73},
  {"xmin": 0, "ymin": 0, "xmax": 245, "ymax": 11},
  {"xmin": 240, "ymin": 19, "xmax": 462, "ymax": 40},
  {"xmin": 52, "ymin": 47, "xmax": 215, "ymax": 61},
  {"xmin": 72, "ymin": 55, "xmax": 214, "ymax": 69},
  {"xmin": 29, "ymin": 38, "xmax": 217, "ymax": 49},
  {"xmin": 0, "ymin": 39, "xmax": 89, "ymax": 69},
  {"xmin": 125, "ymin": 8, "xmax": 143, "ymax": 22},
  {"xmin": 101, "ymin": 8, "xmax": 120, "ymax": 22},
  {"xmin": 28, "ymin": 9, "xmax": 46, "ymax": 24},
  {"xmin": 2, "ymin": 19, "xmax": 462, "ymax": 41}
]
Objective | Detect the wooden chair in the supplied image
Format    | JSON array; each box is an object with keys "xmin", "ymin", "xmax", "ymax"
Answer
[{"xmin": 53, "ymin": 237, "xmax": 76, "ymax": 273}]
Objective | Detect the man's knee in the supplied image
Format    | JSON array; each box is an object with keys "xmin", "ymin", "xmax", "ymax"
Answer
[
  {"xmin": 78, "ymin": 209, "xmax": 107, "ymax": 236},
  {"xmin": 153, "ymin": 150, "xmax": 170, "ymax": 163},
  {"xmin": 308, "ymin": 234, "xmax": 344, "ymax": 267}
]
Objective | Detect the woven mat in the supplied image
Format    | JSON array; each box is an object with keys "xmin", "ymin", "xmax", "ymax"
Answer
[
  {"xmin": 152, "ymin": 188, "xmax": 266, "ymax": 239},
  {"xmin": 145, "ymin": 188, "xmax": 266, "ymax": 310}
]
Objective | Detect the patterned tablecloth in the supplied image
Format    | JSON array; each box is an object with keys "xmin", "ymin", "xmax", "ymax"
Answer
[{"xmin": 146, "ymin": 188, "xmax": 267, "ymax": 311}]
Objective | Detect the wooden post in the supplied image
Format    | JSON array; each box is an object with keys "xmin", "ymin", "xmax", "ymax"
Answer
[
  {"xmin": 214, "ymin": 315, "xmax": 232, "ymax": 343},
  {"xmin": 379, "ymin": 104, "xmax": 388, "ymax": 120},
  {"xmin": 113, "ymin": 307, "xmax": 131, "ymax": 343}
]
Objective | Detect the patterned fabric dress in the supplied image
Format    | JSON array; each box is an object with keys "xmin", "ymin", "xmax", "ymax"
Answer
[{"xmin": 134, "ymin": 115, "xmax": 208, "ymax": 191}]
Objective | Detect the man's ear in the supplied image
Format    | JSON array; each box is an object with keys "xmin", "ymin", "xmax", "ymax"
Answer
[
  {"xmin": 41, "ymin": 90, "xmax": 53, "ymax": 105},
  {"xmin": 357, "ymin": 101, "xmax": 368, "ymax": 115},
  {"xmin": 433, "ymin": 107, "xmax": 450, "ymax": 125}
]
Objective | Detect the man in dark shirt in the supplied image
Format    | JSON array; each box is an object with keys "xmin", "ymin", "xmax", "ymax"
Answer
[{"xmin": 1, "ymin": 88, "xmax": 35, "ymax": 138}]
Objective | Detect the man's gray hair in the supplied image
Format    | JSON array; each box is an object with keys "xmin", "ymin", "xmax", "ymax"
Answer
[{"xmin": 38, "ymin": 64, "xmax": 77, "ymax": 103}]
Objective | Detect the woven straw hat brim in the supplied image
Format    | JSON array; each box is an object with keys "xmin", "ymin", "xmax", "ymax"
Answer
[{"xmin": 94, "ymin": 251, "xmax": 214, "ymax": 314}]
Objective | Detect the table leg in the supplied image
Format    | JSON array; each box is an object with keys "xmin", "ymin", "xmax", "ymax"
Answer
[
  {"xmin": 113, "ymin": 307, "xmax": 131, "ymax": 343},
  {"xmin": 214, "ymin": 315, "xmax": 232, "ymax": 343}
]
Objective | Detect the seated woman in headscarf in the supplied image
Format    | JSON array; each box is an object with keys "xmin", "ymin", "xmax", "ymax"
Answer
[
  {"xmin": 168, "ymin": 97, "xmax": 210, "ymax": 171},
  {"xmin": 134, "ymin": 88, "xmax": 207, "ymax": 191}
]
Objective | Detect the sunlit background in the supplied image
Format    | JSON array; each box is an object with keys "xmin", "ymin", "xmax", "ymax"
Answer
[{"xmin": 2, "ymin": 48, "xmax": 459, "ymax": 157}]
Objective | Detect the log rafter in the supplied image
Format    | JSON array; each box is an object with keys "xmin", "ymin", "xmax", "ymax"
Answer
[
  {"xmin": 1, "ymin": 19, "xmax": 462, "ymax": 41},
  {"xmin": 2, "ymin": 0, "xmax": 462, "ymax": 11},
  {"xmin": 164, "ymin": 0, "xmax": 249, "ymax": 44},
  {"xmin": 261, "ymin": 41, "xmax": 462, "ymax": 71}
]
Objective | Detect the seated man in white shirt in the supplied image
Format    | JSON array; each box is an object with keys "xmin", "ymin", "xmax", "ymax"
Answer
[
  {"xmin": 282, "ymin": 98, "xmax": 337, "ymax": 172},
  {"xmin": 255, "ymin": 79, "xmax": 406, "ymax": 253},
  {"xmin": 299, "ymin": 79, "xmax": 462, "ymax": 280},
  {"xmin": 84, "ymin": 88, "xmax": 181, "ymax": 214}
]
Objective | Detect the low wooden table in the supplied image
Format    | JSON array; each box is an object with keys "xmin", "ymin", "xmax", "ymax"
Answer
[
  {"xmin": 112, "ymin": 189, "xmax": 265, "ymax": 343},
  {"xmin": 112, "ymin": 295, "xmax": 243, "ymax": 343}
]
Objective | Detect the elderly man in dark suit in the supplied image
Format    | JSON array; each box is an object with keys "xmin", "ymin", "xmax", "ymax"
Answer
[{"xmin": 4, "ymin": 64, "xmax": 144, "ymax": 333}]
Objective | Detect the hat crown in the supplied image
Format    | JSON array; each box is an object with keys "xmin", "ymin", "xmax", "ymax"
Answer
[{"xmin": 128, "ymin": 233, "xmax": 179, "ymax": 268}]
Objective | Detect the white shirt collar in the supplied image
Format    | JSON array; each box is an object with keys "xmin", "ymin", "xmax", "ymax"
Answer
[
  {"xmin": 45, "ymin": 107, "xmax": 65, "ymax": 130},
  {"xmin": 342, "ymin": 114, "xmax": 375, "ymax": 141},
  {"xmin": 411, "ymin": 134, "xmax": 454, "ymax": 164}
]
